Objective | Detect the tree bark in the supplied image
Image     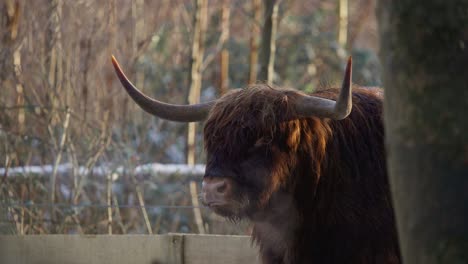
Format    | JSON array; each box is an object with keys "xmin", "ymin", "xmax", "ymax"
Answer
[
  {"xmin": 187, "ymin": 0, "xmax": 208, "ymax": 235},
  {"xmin": 347, "ymin": 0, "xmax": 373, "ymax": 50},
  {"xmin": 337, "ymin": 0, "xmax": 348, "ymax": 47},
  {"xmin": 218, "ymin": 0, "xmax": 230, "ymax": 95},
  {"xmin": 248, "ymin": 0, "xmax": 261, "ymax": 84},
  {"xmin": 132, "ymin": 0, "xmax": 146, "ymax": 118},
  {"xmin": 378, "ymin": 0, "xmax": 468, "ymax": 263},
  {"xmin": 259, "ymin": 0, "xmax": 279, "ymax": 84},
  {"xmin": 0, "ymin": 0, "xmax": 23, "ymax": 133},
  {"xmin": 219, "ymin": 50, "xmax": 229, "ymax": 95},
  {"xmin": 46, "ymin": 0, "xmax": 63, "ymax": 125},
  {"xmin": 187, "ymin": 0, "xmax": 208, "ymax": 166},
  {"xmin": 1, "ymin": 0, "xmax": 24, "ymax": 235},
  {"xmin": 105, "ymin": 0, "xmax": 117, "ymax": 235}
]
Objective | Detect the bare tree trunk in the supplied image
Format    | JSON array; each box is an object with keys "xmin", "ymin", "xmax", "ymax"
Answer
[
  {"xmin": 46, "ymin": 0, "xmax": 63, "ymax": 125},
  {"xmin": 49, "ymin": 110, "xmax": 70, "ymax": 204},
  {"xmin": 0, "ymin": 0, "xmax": 23, "ymax": 133},
  {"xmin": 187, "ymin": 0, "xmax": 207, "ymax": 166},
  {"xmin": 259, "ymin": 0, "xmax": 279, "ymax": 84},
  {"xmin": 187, "ymin": 0, "xmax": 208, "ymax": 235},
  {"xmin": 338, "ymin": 0, "xmax": 348, "ymax": 47},
  {"xmin": 105, "ymin": 0, "xmax": 116, "ymax": 120},
  {"xmin": 248, "ymin": 0, "xmax": 261, "ymax": 84},
  {"xmin": 378, "ymin": 0, "xmax": 468, "ymax": 262},
  {"xmin": 12, "ymin": 4, "xmax": 24, "ymax": 134},
  {"xmin": 105, "ymin": 0, "xmax": 117, "ymax": 235},
  {"xmin": 132, "ymin": 0, "xmax": 146, "ymax": 124},
  {"xmin": 347, "ymin": 0, "xmax": 373, "ymax": 50},
  {"xmin": 106, "ymin": 172, "xmax": 113, "ymax": 235},
  {"xmin": 0, "ymin": 1, "xmax": 22, "ymax": 234},
  {"xmin": 81, "ymin": 32, "xmax": 91, "ymax": 123},
  {"xmin": 218, "ymin": 0, "xmax": 230, "ymax": 95},
  {"xmin": 45, "ymin": 0, "xmax": 63, "ymax": 233},
  {"xmin": 219, "ymin": 50, "xmax": 229, "ymax": 95}
]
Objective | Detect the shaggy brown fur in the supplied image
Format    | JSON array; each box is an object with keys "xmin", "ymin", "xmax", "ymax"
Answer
[{"xmin": 203, "ymin": 84, "xmax": 400, "ymax": 264}]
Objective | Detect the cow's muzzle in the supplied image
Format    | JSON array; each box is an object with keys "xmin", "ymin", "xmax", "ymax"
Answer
[{"xmin": 201, "ymin": 177, "xmax": 233, "ymax": 208}]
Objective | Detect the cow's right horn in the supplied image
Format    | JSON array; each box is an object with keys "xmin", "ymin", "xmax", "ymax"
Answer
[
  {"xmin": 294, "ymin": 57, "xmax": 353, "ymax": 120},
  {"xmin": 111, "ymin": 56, "xmax": 214, "ymax": 122}
]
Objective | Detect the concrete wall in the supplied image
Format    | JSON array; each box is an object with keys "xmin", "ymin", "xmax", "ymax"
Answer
[{"xmin": 0, "ymin": 234, "xmax": 260, "ymax": 264}]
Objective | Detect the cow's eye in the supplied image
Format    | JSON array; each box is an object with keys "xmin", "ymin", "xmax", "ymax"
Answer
[
  {"xmin": 245, "ymin": 139, "xmax": 262, "ymax": 155},
  {"xmin": 254, "ymin": 138, "xmax": 264, "ymax": 147}
]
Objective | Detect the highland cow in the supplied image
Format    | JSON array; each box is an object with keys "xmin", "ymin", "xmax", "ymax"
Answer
[{"xmin": 111, "ymin": 56, "xmax": 400, "ymax": 264}]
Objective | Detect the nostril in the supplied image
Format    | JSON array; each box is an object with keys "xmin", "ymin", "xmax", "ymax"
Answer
[{"xmin": 202, "ymin": 178, "xmax": 231, "ymax": 197}]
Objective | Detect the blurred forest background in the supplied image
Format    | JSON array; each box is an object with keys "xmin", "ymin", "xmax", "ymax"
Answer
[{"xmin": 0, "ymin": 0, "xmax": 380, "ymax": 235}]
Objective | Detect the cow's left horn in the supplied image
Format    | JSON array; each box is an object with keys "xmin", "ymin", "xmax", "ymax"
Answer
[
  {"xmin": 111, "ymin": 56, "xmax": 214, "ymax": 122},
  {"xmin": 294, "ymin": 57, "xmax": 352, "ymax": 120}
]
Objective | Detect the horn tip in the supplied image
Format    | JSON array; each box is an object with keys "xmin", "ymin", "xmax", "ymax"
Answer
[
  {"xmin": 111, "ymin": 55, "xmax": 119, "ymax": 67},
  {"xmin": 111, "ymin": 55, "xmax": 126, "ymax": 78},
  {"xmin": 346, "ymin": 56, "xmax": 352, "ymax": 71}
]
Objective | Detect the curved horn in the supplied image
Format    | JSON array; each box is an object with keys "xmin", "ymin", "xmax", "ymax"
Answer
[
  {"xmin": 294, "ymin": 57, "xmax": 352, "ymax": 120},
  {"xmin": 111, "ymin": 56, "xmax": 214, "ymax": 122}
]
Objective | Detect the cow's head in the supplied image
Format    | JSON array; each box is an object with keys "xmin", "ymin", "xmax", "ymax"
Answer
[{"xmin": 111, "ymin": 56, "xmax": 352, "ymax": 219}]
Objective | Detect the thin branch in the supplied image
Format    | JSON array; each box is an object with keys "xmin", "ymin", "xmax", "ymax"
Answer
[
  {"xmin": 112, "ymin": 195, "xmax": 127, "ymax": 234},
  {"xmin": 132, "ymin": 175, "xmax": 152, "ymax": 234},
  {"xmin": 50, "ymin": 108, "xmax": 71, "ymax": 204},
  {"xmin": 106, "ymin": 172, "xmax": 113, "ymax": 234}
]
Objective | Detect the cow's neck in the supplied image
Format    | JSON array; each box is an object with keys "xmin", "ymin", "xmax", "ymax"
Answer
[
  {"xmin": 250, "ymin": 189, "xmax": 305, "ymax": 264},
  {"xmin": 250, "ymin": 163, "xmax": 318, "ymax": 264}
]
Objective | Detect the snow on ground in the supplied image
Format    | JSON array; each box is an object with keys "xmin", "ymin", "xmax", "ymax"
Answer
[{"xmin": 0, "ymin": 163, "xmax": 206, "ymax": 179}]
